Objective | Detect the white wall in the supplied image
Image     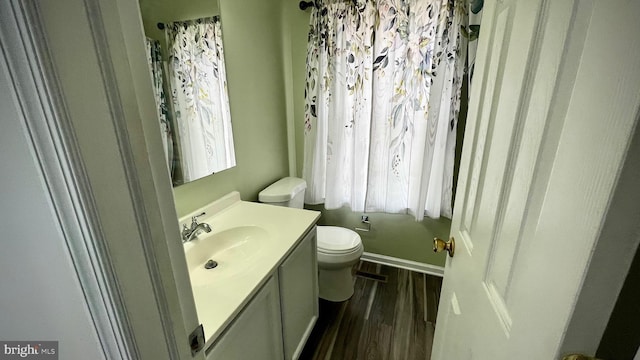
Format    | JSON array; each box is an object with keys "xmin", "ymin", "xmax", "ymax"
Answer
[{"xmin": 0, "ymin": 50, "xmax": 104, "ymax": 358}]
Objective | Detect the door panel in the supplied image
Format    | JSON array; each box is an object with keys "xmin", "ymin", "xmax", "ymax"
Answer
[{"xmin": 433, "ymin": 0, "xmax": 640, "ymax": 359}]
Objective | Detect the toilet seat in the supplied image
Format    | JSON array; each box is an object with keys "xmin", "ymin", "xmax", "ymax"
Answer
[
  {"xmin": 317, "ymin": 246, "xmax": 362, "ymax": 256},
  {"xmin": 316, "ymin": 226, "xmax": 363, "ymax": 272},
  {"xmin": 316, "ymin": 226, "xmax": 362, "ymax": 254}
]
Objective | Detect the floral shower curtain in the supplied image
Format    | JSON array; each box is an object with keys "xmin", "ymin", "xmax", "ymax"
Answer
[
  {"xmin": 303, "ymin": 0, "xmax": 467, "ymax": 220},
  {"xmin": 166, "ymin": 16, "xmax": 235, "ymax": 182},
  {"xmin": 145, "ymin": 37, "xmax": 174, "ymax": 175},
  {"xmin": 422, "ymin": 1, "xmax": 467, "ymax": 219}
]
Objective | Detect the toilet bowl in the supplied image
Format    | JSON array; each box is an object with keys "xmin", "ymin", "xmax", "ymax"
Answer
[
  {"xmin": 316, "ymin": 226, "xmax": 363, "ymax": 301},
  {"xmin": 258, "ymin": 177, "xmax": 364, "ymax": 302}
]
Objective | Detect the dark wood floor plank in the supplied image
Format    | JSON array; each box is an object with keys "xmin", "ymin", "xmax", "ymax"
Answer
[
  {"xmin": 389, "ymin": 268, "xmax": 413, "ymax": 359},
  {"xmin": 301, "ymin": 261, "xmax": 443, "ymax": 360},
  {"xmin": 425, "ymin": 275, "xmax": 441, "ymax": 324},
  {"xmin": 425, "ymin": 321, "xmax": 436, "ymax": 359},
  {"xmin": 315, "ymin": 304, "xmax": 345, "ymax": 360},
  {"xmin": 357, "ymin": 265, "xmax": 394, "ymax": 360},
  {"xmin": 330, "ymin": 264, "xmax": 374, "ymax": 360},
  {"xmin": 369, "ymin": 265, "xmax": 399, "ymax": 327},
  {"xmin": 408, "ymin": 271, "xmax": 428, "ymax": 360},
  {"xmin": 309, "ymin": 262, "xmax": 368, "ymax": 360},
  {"xmin": 357, "ymin": 322, "xmax": 392, "ymax": 360},
  {"xmin": 306, "ymin": 300, "xmax": 345, "ymax": 360}
]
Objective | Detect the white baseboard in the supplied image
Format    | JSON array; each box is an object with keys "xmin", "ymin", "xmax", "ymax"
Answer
[{"xmin": 361, "ymin": 252, "xmax": 444, "ymax": 277}]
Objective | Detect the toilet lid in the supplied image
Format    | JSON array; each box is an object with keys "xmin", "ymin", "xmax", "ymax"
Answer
[{"xmin": 316, "ymin": 226, "xmax": 362, "ymax": 253}]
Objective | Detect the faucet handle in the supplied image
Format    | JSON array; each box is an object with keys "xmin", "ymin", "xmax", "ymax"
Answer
[
  {"xmin": 181, "ymin": 223, "xmax": 190, "ymax": 241},
  {"xmin": 190, "ymin": 212, "xmax": 206, "ymax": 226}
]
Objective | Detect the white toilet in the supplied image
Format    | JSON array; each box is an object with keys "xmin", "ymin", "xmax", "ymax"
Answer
[{"xmin": 259, "ymin": 177, "xmax": 363, "ymax": 302}]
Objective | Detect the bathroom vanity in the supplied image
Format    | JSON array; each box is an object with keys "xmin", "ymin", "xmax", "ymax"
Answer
[{"xmin": 179, "ymin": 192, "xmax": 320, "ymax": 360}]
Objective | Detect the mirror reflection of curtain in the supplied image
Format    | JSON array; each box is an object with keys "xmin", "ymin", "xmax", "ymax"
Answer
[
  {"xmin": 145, "ymin": 37, "xmax": 174, "ymax": 175},
  {"xmin": 303, "ymin": 0, "xmax": 467, "ymax": 220},
  {"xmin": 166, "ymin": 16, "xmax": 235, "ymax": 182}
]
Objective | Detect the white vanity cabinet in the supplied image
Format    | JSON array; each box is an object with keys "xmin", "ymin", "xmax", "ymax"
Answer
[
  {"xmin": 205, "ymin": 275, "xmax": 284, "ymax": 360},
  {"xmin": 278, "ymin": 227, "xmax": 318, "ymax": 360},
  {"xmin": 204, "ymin": 226, "xmax": 318, "ymax": 360}
]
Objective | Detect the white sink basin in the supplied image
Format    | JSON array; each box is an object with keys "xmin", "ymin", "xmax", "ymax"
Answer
[
  {"xmin": 184, "ymin": 225, "xmax": 269, "ymax": 285},
  {"xmin": 177, "ymin": 193, "xmax": 321, "ymax": 347}
]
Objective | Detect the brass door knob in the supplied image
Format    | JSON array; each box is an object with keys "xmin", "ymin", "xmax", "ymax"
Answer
[{"xmin": 433, "ymin": 237, "xmax": 455, "ymax": 257}]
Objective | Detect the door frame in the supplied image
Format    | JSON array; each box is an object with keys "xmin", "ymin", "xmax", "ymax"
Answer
[
  {"xmin": 560, "ymin": 114, "xmax": 640, "ymax": 355},
  {"xmin": 1, "ymin": 0, "xmax": 203, "ymax": 358}
]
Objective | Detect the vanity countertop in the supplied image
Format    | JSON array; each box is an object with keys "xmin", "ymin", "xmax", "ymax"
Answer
[{"xmin": 179, "ymin": 192, "xmax": 320, "ymax": 350}]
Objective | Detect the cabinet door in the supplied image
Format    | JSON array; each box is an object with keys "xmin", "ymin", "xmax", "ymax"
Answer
[
  {"xmin": 278, "ymin": 227, "xmax": 319, "ymax": 360},
  {"xmin": 206, "ymin": 275, "xmax": 284, "ymax": 360}
]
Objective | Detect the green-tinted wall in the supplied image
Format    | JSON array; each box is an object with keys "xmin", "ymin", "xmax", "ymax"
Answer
[
  {"xmin": 173, "ymin": 0, "xmax": 290, "ymax": 217},
  {"xmin": 307, "ymin": 205, "xmax": 450, "ymax": 266}
]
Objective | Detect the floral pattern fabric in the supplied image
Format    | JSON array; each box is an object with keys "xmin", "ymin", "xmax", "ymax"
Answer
[
  {"xmin": 145, "ymin": 37, "xmax": 174, "ymax": 176},
  {"xmin": 166, "ymin": 16, "xmax": 235, "ymax": 182},
  {"xmin": 424, "ymin": 0, "xmax": 467, "ymax": 219},
  {"xmin": 303, "ymin": 0, "xmax": 467, "ymax": 220}
]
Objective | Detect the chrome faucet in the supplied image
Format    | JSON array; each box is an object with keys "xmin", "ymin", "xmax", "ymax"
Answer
[{"xmin": 181, "ymin": 212, "xmax": 212, "ymax": 242}]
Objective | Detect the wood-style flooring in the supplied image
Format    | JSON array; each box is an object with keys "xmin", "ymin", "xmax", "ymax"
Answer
[{"xmin": 300, "ymin": 261, "xmax": 443, "ymax": 360}]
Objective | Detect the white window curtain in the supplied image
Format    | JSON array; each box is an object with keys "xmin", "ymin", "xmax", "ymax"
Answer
[
  {"xmin": 303, "ymin": 0, "xmax": 467, "ymax": 220},
  {"xmin": 166, "ymin": 16, "xmax": 235, "ymax": 182}
]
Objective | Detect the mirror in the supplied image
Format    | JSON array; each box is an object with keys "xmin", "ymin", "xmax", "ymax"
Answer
[{"xmin": 139, "ymin": 0, "xmax": 236, "ymax": 186}]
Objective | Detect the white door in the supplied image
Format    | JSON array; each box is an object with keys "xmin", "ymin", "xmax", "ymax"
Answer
[{"xmin": 433, "ymin": 0, "xmax": 640, "ymax": 359}]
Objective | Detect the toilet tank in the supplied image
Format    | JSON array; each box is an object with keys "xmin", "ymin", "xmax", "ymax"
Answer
[{"xmin": 258, "ymin": 177, "xmax": 307, "ymax": 209}]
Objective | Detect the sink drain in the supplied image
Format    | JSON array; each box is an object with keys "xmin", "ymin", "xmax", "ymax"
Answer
[{"xmin": 204, "ymin": 260, "xmax": 218, "ymax": 269}]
